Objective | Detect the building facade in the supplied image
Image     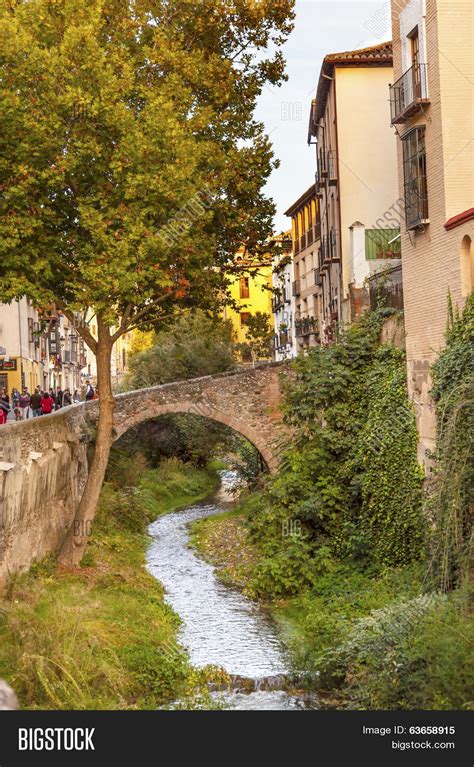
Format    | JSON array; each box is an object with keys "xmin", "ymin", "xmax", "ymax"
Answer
[
  {"xmin": 284, "ymin": 186, "xmax": 321, "ymax": 351},
  {"xmin": 271, "ymin": 232, "xmax": 298, "ymax": 361},
  {"xmin": 222, "ymin": 246, "xmax": 274, "ymax": 359},
  {"xmin": 390, "ymin": 0, "xmax": 474, "ymax": 462},
  {"xmin": 308, "ymin": 42, "xmax": 401, "ymax": 340},
  {"xmin": 0, "ymin": 301, "xmax": 86, "ymax": 395}
]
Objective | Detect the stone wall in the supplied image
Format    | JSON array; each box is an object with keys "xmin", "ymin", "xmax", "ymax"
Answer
[
  {"xmin": 0, "ymin": 363, "xmax": 288, "ymax": 586},
  {"xmin": 0, "ymin": 407, "xmax": 89, "ymax": 586}
]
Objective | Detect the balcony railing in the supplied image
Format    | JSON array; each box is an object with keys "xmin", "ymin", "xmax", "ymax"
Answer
[
  {"xmin": 329, "ymin": 229, "xmax": 339, "ymax": 261},
  {"xmin": 319, "ymin": 147, "xmax": 327, "ymax": 177},
  {"xmin": 292, "ymin": 279, "xmax": 301, "ymax": 297},
  {"xmin": 295, "ymin": 316, "xmax": 318, "ymax": 338},
  {"xmin": 275, "ymin": 329, "xmax": 290, "ymax": 349},
  {"xmin": 319, "ymin": 236, "xmax": 329, "ymax": 270},
  {"xmin": 404, "ymin": 177, "xmax": 429, "ymax": 230},
  {"xmin": 272, "ymin": 292, "xmax": 285, "ymax": 312},
  {"xmin": 328, "ymin": 150, "xmax": 337, "ymax": 184},
  {"xmin": 390, "ymin": 63, "xmax": 430, "ymax": 124}
]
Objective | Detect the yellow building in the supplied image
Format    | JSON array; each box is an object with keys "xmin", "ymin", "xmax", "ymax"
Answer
[{"xmin": 222, "ymin": 246, "xmax": 274, "ymax": 355}]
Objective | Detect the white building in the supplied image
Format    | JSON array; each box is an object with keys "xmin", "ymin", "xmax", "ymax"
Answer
[{"xmin": 271, "ymin": 234, "xmax": 298, "ymax": 361}]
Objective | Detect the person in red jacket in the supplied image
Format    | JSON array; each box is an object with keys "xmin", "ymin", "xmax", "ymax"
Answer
[{"xmin": 40, "ymin": 391, "xmax": 54, "ymax": 415}]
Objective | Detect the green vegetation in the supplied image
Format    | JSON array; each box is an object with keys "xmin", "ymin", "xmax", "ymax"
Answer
[
  {"xmin": 242, "ymin": 309, "xmax": 424, "ymax": 600},
  {"xmin": 235, "ymin": 311, "xmax": 274, "ymax": 364},
  {"xmin": 125, "ymin": 312, "xmax": 236, "ymax": 390},
  {"xmin": 191, "ymin": 305, "xmax": 473, "ymax": 710},
  {"xmin": 0, "ymin": 457, "xmax": 223, "ymax": 710},
  {"xmin": 428, "ymin": 292, "xmax": 473, "ymax": 590}
]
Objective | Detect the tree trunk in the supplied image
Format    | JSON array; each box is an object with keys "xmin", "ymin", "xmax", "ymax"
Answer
[{"xmin": 58, "ymin": 318, "xmax": 115, "ymax": 566}]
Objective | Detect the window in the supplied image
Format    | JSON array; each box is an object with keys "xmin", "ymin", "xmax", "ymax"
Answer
[
  {"xmin": 239, "ymin": 276, "xmax": 250, "ymax": 299},
  {"xmin": 409, "ymin": 27, "xmax": 422, "ymax": 99},
  {"xmin": 365, "ymin": 229, "xmax": 401, "ymax": 260},
  {"xmin": 460, "ymin": 235, "xmax": 473, "ymax": 297},
  {"xmin": 402, "ymin": 127, "xmax": 428, "ymax": 229},
  {"xmin": 28, "ymin": 317, "xmax": 34, "ymax": 344},
  {"xmin": 240, "ymin": 312, "xmax": 251, "ymax": 326}
]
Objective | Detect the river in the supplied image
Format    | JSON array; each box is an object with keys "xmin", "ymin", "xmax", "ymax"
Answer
[{"xmin": 146, "ymin": 470, "xmax": 319, "ymax": 710}]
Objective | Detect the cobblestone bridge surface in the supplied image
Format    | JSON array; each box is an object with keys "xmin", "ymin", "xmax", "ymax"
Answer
[{"xmin": 0, "ymin": 363, "xmax": 289, "ymax": 585}]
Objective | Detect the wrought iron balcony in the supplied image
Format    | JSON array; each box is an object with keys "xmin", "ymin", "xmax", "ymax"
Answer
[
  {"xmin": 404, "ymin": 177, "xmax": 429, "ymax": 230},
  {"xmin": 319, "ymin": 236, "xmax": 330, "ymax": 270},
  {"xmin": 329, "ymin": 229, "xmax": 339, "ymax": 261},
  {"xmin": 327, "ymin": 150, "xmax": 337, "ymax": 184},
  {"xmin": 390, "ymin": 63, "xmax": 430, "ymax": 124},
  {"xmin": 295, "ymin": 316, "xmax": 318, "ymax": 338}
]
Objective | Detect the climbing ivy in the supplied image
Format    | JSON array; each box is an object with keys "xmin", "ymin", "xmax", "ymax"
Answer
[
  {"xmin": 428, "ymin": 292, "xmax": 474, "ymax": 591},
  {"xmin": 246, "ymin": 309, "xmax": 425, "ymax": 597}
]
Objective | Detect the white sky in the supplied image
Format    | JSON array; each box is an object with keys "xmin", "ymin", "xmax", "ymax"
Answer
[{"xmin": 255, "ymin": 0, "xmax": 392, "ymax": 232}]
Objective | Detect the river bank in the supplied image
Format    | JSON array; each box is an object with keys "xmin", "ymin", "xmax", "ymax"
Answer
[
  {"xmin": 190, "ymin": 493, "xmax": 474, "ymax": 710},
  {"xmin": 0, "ymin": 457, "xmax": 223, "ymax": 710}
]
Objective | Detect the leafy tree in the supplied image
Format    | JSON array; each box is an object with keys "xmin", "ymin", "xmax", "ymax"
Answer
[
  {"xmin": 236, "ymin": 311, "xmax": 273, "ymax": 364},
  {"xmin": 126, "ymin": 311, "xmax": 235, "ymax": 388},
  {"xmin": 0, "ymin": 0, "xmax": 294, "ymax": 563}
]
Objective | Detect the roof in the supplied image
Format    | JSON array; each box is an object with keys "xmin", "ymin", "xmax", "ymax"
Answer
[
  {"xmin": 308, "ymin": 41, "xmax": 393, "ymax": 138},
  {"xmin": 284, "ymin": 184, "xmax": 317, "ymax": 218},
  {"xmin": 444, "ymin": 208, "xmax": 474, "ymax": 231}
]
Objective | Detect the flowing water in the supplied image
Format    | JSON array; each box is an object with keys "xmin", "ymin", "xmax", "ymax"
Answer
[{"xmin": 146, "ymin": 470, "xmax": 319, "ymax": 710}]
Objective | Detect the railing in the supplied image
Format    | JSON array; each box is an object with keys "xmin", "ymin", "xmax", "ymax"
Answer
[
  {"xmin": 295, "ymin": 316, "xmax": 318, "ymax": 338},
  {"xmin": 319, "ymin": 147, "xmax": 327, "ymax": 176},
  {"xmin": 329, "ymin": 229, "xmax": 339, "ymax": 261},
  {"xmin": 272, "ymin": 292, "xmax": 286, "ymax": 312},
  {"xmin": 319, "ymin": 236, "xmax": 330, "ymax": 269},
  {"xmin": 404, "ymin": 177, "xmax": 429, "ymax": 229},
  {"xmin": 292, "ymin": 279, "xmax": 301, "ymax": 297},
  {"xmin": 389, "ymin": 63, "xmax": 429, "ymax": 124},
  {"xmin": 328, "ymin": 150, "xmax": 337, "ymax": 184}
]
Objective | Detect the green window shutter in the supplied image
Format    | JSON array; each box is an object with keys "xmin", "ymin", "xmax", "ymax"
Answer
[{"xmin": 365, "ymin": 228, "xmax": 401, "ymax": 260}]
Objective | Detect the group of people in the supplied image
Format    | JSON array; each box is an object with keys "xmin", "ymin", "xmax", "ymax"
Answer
[{"xmin": 0, "ymin": 380, "xmax": 97, "ymax": 425}]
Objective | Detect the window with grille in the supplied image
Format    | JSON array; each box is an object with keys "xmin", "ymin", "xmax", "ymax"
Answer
[{"xmin": 402, "ymin": 127, "xmax": 429, "ymax": 229}]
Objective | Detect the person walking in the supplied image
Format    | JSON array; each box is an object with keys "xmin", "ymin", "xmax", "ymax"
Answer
[
  {"xmin": 11, "ymin": 388, "xmax": 20, "ymax": 409},
  {"xmin": 30, "ymin": 386, "xmax": 42, "ymax": 417},
  {"xmin": 85, "ymin": 380, "xmax": 94, "ymax": 401},
  {"xmin": 40, "ymin": 390, "xmax": 54, "ymax": 415},
  {"xmin": 62, "ymin": 388, "xmax": 72, "ymax": 407},
  {"xmin": 18, "ymin": 387, "xmax": 30, "ymax": 419},
  {"xmin": 56, "ymin": 388, "xmax": 63, "ymax": 409},
  {"xmin": 0, "ymin": 388, "xmax": 10, "ymax": 425}
]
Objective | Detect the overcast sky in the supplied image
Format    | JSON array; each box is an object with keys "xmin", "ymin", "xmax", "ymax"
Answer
[{"xmin": 255, "ymin": 0, "xmax": 392, "ymax": 232}]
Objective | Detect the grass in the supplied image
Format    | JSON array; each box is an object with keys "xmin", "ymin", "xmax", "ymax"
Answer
[{"xmin": 0, "ymin": 457, "xmax": 224, "ymax": 710}]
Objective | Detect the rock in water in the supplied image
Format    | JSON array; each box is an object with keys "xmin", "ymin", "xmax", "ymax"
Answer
[{"xmin": 0, "ymin": 680, "xmax": 19, "ymax": 710}]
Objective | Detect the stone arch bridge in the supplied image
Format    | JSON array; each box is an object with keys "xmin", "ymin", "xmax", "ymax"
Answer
[{"xmin": 0, "ymin": 363, "xmax": 289, "ymax": 585}]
